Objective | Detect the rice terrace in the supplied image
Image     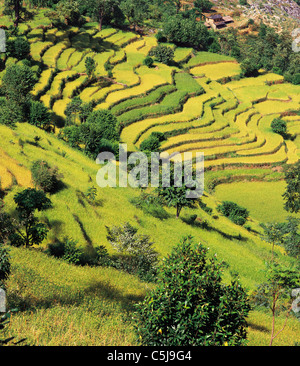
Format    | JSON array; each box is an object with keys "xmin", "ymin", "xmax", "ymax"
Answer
[{"xmin": 0, "ymin": 0, "xmax": 300, "ymax": 349}]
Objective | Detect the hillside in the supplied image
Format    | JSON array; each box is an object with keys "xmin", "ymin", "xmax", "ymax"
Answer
[{"xmin": 0, "ymin": 3, "xmax": 300, "ymax": 347}]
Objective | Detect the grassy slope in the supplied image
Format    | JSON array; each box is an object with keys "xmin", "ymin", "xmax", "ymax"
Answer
[{"xmin": 1, "ymin": 123, "xmax": 299, "ymax": 346}]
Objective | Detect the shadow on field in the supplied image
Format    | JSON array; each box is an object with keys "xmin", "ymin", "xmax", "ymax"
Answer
[
  {"xmin": 247, "ymin": 322, "xmax": 269, "ymax": 333},
  {"xmin": 8, "ymin": 277, "xmax": 144, "ymax": 314},
  {"xmin": 181, "ymin": 216, "xmax": 248, "ymax": 242}
]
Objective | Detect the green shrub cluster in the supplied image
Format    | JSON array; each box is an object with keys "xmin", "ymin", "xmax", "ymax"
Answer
[{"xmin": 217, "ymin": 201, "xmax": 249, "ymax": 226}]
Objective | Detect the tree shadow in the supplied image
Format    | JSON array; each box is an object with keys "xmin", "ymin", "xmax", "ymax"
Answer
[
  {"xmin": 7, "ymin": 276, "xmax": 145, "ymax": 315},
  {"xmin": 181, "ymin": 216, "xmax": 248, "ymax": 242}
]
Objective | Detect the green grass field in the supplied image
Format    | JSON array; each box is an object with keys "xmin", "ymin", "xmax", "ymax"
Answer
[{"xmin": 214, "ymin": 181, "xmax": 300, "ymax": 223}]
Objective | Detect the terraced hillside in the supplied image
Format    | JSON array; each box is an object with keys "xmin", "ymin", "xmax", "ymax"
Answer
[
  {"xmin": 21, "ymin": 24, "xmax": 299, "ymax": 169},
  {"xmin": 1, "ymin": 19, "xmax": 300, "ymax": 346}
]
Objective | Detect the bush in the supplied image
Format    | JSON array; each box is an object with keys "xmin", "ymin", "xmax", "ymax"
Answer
[
  {"xmin": 134, "ymin": 236, "xmax": 251, "ymax": 346},
  {"xmin": 217, "ymin": 201, "xmax": 249, "ymax": 226},
  {"xmin": 140, "ymin": 134, "xmax": 161, "ymax": 152},
  {"xmin": 31, "ymin": 160, "xmax": 61, "ymax": 193},
  {"xmin": 47, "ymin": 237, "xmax": 82, "ymax": 265},
  {"xmin": 143, "ymin": 56, "xmax": 154, "ymax": 68},
  {"xmin": 106, "ymin": 222, "xmax": 158, "ymax": 281},
  {"xmin": 6, "ymin": 37, "xmax": 30, "ymax": 60},
  {"xmin": 28, "ymin": 100, "xmax": 51, "ymax": 130},
  {"xmin": 149, "ymin": 44, "xmax": 174, "ymax": 65},
  {"xmin": 292, "ymin": 73, "xmax": 300, "ymax": 85},
  {"xmin": 271, "ymin": 117, "xmax": 287, "ymax": 138}
]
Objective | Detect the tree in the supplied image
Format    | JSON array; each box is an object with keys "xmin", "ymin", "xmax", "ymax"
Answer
[
  {"xmin": 162, "ymin": 15, "xmax": 211, "ymax": 49},
  {"xmin": 252, "ymin": 262, "xmax": 300, "ymax": 346},
  {"xmin": 2, "ymin": 64, "xmax": 35, "ymax": 121},
  {"xmin": 134, "ymin": 236, "xmax": 251, "ymax": 346},
  {"xmin": 4, "ymin": 0, "xmax": 23, "ymax": 27},
  {"xmin": 193, "ymin": 0, "xmax": 213, "ymax": 13},
  {"xmin": 260, "ymin": 222, "xmax": 285, "ymax": 260},
  {"xmin": 6, "ymin": 37, "xmax": 30, "ymax": 60},
  {"xmin": 240, "ymin": 57, "xmax": 260, "ymax": 77},
  {"xmin": 157, "ymin": 164, "xmax": 199, "ymax": 218},
  {"xmin": 149, "ymin": 44, "xmax": 174, "ymax": 65},
  {"xmin": 87, "ymin": 0, "xmax": 118, "ymax": 30},
  {"xmin": 283, "ymin": 161, "xmax": 300, "ymax": 214},
  {"xmin": 65, "ymin": 96, "xmax": 83, "ymax": 125},
  {"xmin": 55, "ymin": 0, "xmax": 82, "ymax": 25},
  {"xmin": 11, "ymin": 188, "xmax": 52, "ymax": 248},
  {"xmin": 28, "ymin": 101, "xmax": 51, "ymax": 130},
  {"xmin": 271, "ymin": 117, "xmax": 287, "ymax": 139},
  {"xmin": 120, "ymin": 0, "xmax": 149, "ymax": 31},
  {"xmin": 85, "ymin": 56, "xmax": 96, "ymax": 78}
]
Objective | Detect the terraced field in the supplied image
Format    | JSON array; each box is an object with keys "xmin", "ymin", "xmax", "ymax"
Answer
[{"xmin": 2, "ymin": 23, "xmax": 299, "ymax": 188}]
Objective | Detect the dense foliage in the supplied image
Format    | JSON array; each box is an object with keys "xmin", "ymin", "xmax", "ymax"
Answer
[{"xmin": 134, "ymin": 236, "xmax": 251, "ymax": 346}]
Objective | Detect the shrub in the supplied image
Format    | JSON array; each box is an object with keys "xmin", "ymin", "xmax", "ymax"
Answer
[
  {"xmin": 217, "ymin": 201, "xmax": 249, "ymax": 226},
  {"xmin": 47, "ymin": 237, "xmax": 83, "ymax": 265},
  {"xmin": 62, "ymin": 237, "xmax": 82, "ymax": 265},
  {"xmin": 292, "ymin": 73, "xmax": 300, "ymax": 85},
  {"xmin": 149, "ymin": 44, "xmax": 174, "ymax": 65},
  {"xmin": 271, "ymin": 117, "xmax": 287, "ymax": 138},
  {"xmin": 6, "ymin": 37, "xmax": 30, "ymax": 60},
  {"xmin": 28, "ymin": 100, "xmax": 51, "ymax": 130},
  {"xmin": 140, "ymin": 134, "xmax": 161, "ymax": 152},
  {"xmin": 106, "ymin": 222, "xmax": 158, "ymax": 281},
  {"xmin": 31, "ymin": 160, "xmax": 61, "ymax": 193},
  {"xmin": 134, "ymin": 236, "xmax": 251, "ymax": 346},
  {"xmin": 143, "ymin": 56, "xmax": 154, "ymax": 68}
]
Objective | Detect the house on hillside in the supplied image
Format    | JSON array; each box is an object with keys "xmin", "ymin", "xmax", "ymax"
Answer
[{"xmin": 204, "ymin": 14, "xmax": 234, "ymax": 30}]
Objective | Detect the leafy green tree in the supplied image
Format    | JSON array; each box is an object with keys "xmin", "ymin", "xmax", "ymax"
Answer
[
  {"xmin": 240, "ymin": 57, "xmax": 260, "ymax": 77},
  {"xmin": 85, "ymin": 56, "xmax": 96, "ymax": 78},
  {"xmin": 65, "ymin": 96, "xmax": 83, "ymax": 125},
  {"xmin": 162, "ymin": 15, "xmax": 211, "ymax": 49},
  {"xmin": 55, "ymin": 0, "xmax": 82, "ymax": 25},
  {"xmin": 252, "ymin": 262, "xmax": 300, "ymax": 346},
  {"xmin": 3, "ymin": 0, "xmax": 23, "ymax": 27},
  {"xmin": 28, "ymin": 101, "xmax": 51, "ymax": 130},
  {"xmin": 11, "ymin": 189, "xmax": 52, "ymax": 248},
  {"xmin": 193, "ymin": 0, "xmax": 213, "ymax": 13},
  {"xmin": 134, "ymin": 236, "xmax": 251, "ymax": 346},
  {"xmin": 283, "ymin": 161, "xmax": 300, "ymax": 214},
  {"xmin": 2, "ymin": 64, "xmax": 35, "ymax": 122},
  {"xmin": 271, "ymin": 118, "xmax": 287, "ymax": 138},
  {"xmin": 143, "ymin": 56, "xmax": 154, "ymax": 68},
  {"xmin": 157, "ymin": 166, "xmax": 198, "ymax": 219},
  {"xmin": 149, "ymin": 44, "xmax": 174, "ymax": 65},
  {"xmin": 6, "ymin": 37, "xmax": 30, "ymax": 60},
  {"xmin": 120, "ymin": 0, "xmax": 149, "ymax": 31},
  {"xmin": 0, "ymin": 98, "xmax": 18, "ymax": 127},
  {"xmin": 86, "ymin": 0, "xmax": 119, "ymax": 30},
  {"xmin": 260, "ymin": 222, "xmax": 285, "ymax": 260}
]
